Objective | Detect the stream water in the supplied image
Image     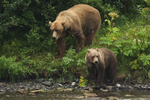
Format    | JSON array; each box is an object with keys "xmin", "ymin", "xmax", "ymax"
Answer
[{"xmin": 0, "ymin": 90, "xmax": 150, "ymax": 100}]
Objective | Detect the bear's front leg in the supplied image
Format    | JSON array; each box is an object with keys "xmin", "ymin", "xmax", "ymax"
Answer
[
  {"xmin": 56, "ymin": 38, "xmax": 66, "ymax": 59},
  {"xmin": 87, "ymin": 63, "xmax": 96, "ymax": 84},
  {"xmin": 96, "ymin": 67, "xmax": 105, "ymax": 86}
]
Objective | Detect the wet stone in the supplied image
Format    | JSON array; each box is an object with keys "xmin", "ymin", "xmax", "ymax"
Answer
[
  {"xmin": 81, "ymin": 86, "xmax": 89, "ymax": 90},
  {"xmin": 107, "ymin": 96, "xmax": 119, "ymax": 100},
  {"xmin": 64, "ymin": 88, "xmax": 74, "ymax": 91},
  {"xmin": 17, "ymin": 89, "xmax": 27, "ymax": 94},
  {"xmin": 115, "ymin": 83, "xmax": 121, "ymax": 88},
  {"xmin": 71, "ymin": 82, "xmax": 76, "ymax": 87},
  {"xmin": 0, "ymin": 92, "xmax": 5, "ymax": 94},
  {"xmin": 58, "ymin": 83, "xmax": 63, "ymax": 87},
  {"xmin": 18, "ymin": 85, "xmax": 24, "ymax": 89},
  {"xmin": 42, "ymin": 81, "xmax": 53, "ymax": 86},
  {"xmin": 61, "ymin": 81, "xmax": 67, "ymax": 85},
  {"xmin": 128, "ymin": 86, "xmax": 134, "ymax": 90},
  {"xmin": 74, "ymin": 86, "xmax": 78, "ymax": 90},
  {"xmin": 57, "ymin": 87, "xmax": 64, "ymax": 91},
  {"xmin": 36, "ymin": 78, "xmax": 44, "ymax": 83},
  {"xmin": 75, "ymin": 96, "xmax": 85, "ymax": 99},
  {"xmin": 30, "ymin": 89, "xmax": 44, "ymax": 93},
  {"xmin": 125, "ymin": 94, "xmax": 133, "ymax": 97},
  {"xmin": 53, "ymin": 83, "xmax": 59, "ymax": 87},
  {"xmin": 0, "ymin": 89, "xmax": 5, "ymax": 92},
  {"xmin": 84, "ymin": 92, "xmax": 97, "ymax": 97},
  {"xmin": 100, "ymin": 88, "xmax": 108, "ymax": 92},
  {"xmin": 105, "ymin": 86, "xmax": 114, "ymax": 91}
]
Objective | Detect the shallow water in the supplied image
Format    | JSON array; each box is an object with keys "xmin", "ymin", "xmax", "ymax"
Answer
[{"xmin": 0, "ymin": 90, "xmax": 150, "ymax": 100}]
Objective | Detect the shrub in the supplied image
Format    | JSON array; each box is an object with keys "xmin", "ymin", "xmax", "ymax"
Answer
[{"xmin": 99, "ymin": 11, "xmax": 150, "ymax": 80}]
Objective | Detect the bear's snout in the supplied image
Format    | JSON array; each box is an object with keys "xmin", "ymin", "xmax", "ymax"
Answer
[
  {"xmin": 52, "ymin": 37, "xmax": 56, "ymax": 40},
  {"xmin": 93, "ymin": 57, "xmax": 98, "ymax": 64},
  {"xmin": 95, "ymin": 61, "xmax": 98, "ymax": 64},
  {"xmin": 52, "ymin": 31, "xmax": 58, "ymax": 40}
]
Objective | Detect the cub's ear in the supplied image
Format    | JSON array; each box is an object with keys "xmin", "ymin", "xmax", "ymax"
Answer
[
  {"xmin": 96, "ymin": 48, "xmax": 99, "ymax": 51},
  {"xmin": 62, "ymin": 20, "xmax": 65, "ymax": 26},
  {"xmin": 88, "ymin": 49, "xmax": 90, "ymax": 53},
  {"xmin": 49, "ymin": 21, "xmax": 52, "ymax": 26}
]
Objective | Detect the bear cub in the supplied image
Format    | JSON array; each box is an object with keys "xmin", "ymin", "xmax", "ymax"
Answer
[{"xmin": 85, "ymin": 48, "xmax": 117, "ymax": 85}]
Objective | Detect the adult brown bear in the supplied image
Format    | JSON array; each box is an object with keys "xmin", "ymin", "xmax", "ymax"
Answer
[
  {"xmin": 85, "ymin": 48, "xmax": 117, "ymax": 85},
  {"xmin": 49, "ymin": 4, "xmax": 101, "ymax": 59}
]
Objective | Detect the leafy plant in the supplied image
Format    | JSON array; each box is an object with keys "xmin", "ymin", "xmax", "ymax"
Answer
[
  {"xmin": 78, "ymin": 76, "xmax": 87, "ymax": 87},
  {"xmin": 0, "ymin": 56, "xmax": 26, "ymax": 81}
]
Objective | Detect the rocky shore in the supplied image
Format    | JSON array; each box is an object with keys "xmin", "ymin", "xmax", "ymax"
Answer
[{"xmin": 1, "ymin": 78, "xmax": 150, "ymax": 95}]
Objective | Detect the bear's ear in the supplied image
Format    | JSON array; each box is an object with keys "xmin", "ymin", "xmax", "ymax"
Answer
[
  {"xmin": 88, "ymin": 49, "xmax": 90, "ymax": 53},
  {"xmin": 96, "ymin": 48, "xmax": 99, "ymax": 51},
  {"xmin": 49, "ymin": 21, "xmax": 52, "ymax": 26},
  {"xmin": 62, "ymin": 20, "xmax": 65, "ymax": 26}
]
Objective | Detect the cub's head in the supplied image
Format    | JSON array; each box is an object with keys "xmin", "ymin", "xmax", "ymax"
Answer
[
  {"xmin": 87, "ymin": 48, "xmax": 99, "ymax": 64},
  {"xmin": 49, "ymin": 21, "xmax": 65, "ymax": 40}
]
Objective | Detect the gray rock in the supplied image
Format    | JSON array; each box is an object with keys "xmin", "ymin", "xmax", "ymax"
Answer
[
  {"xmin": 105, "ymin": 86, "xmax": 114, "ymax": 91},
  {"xmin": 36, "ymin": 78, "xmax": 44, "ymax": 83},
  {"xmin": 0, "ymin": 89, "xmax": 5, "ymax": 92},
  {"xmin": 128, "ymin": 86, "xmax": 134, "ymax": 90},
  {"xmin": 134, "ymin": 84, "xmax": 141, "ymax": 89},
  {"xmin": 74, "ymin": 87, "xmax": 78, "ymax": 90},
  {"xmin": 115, "ymin": 83, "xmax": 121, "ymax": 88},
  {"xmin": 141, "ymin": 85, "xmax": 147, "ymax": 90},
  {"xmin": 74, "ymin": 78, "xmax": 79, "ymax": 82},
  {"xmin": 100, "ymin": 88, "xmax": 108, "ymax": 92},
  {"xmin": 61, "ymin": 81, "xmax": 66, "ymax": 85},
  {"xmin": 107, "ymin": 96, "xmax": 119, "ymax": 100},
  {"xmin": 81, "ymin": 86, "xmax": 89, "ymax": 90},
  {"xmin": 58, "ymin": 83, "xmax": 63, "ymax": 87},
  {"xmin": 71, "ymin": 82, "xmax": 76, "ymax": 87},
  {"xmin": 42, "ymin": 81, "xmax": 53, "ymax": 86}
]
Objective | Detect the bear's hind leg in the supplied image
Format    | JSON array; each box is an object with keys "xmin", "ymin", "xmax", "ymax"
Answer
[
  {"xmin": 85, "ymin": 27, "xmax": 98, "ymax": 46},
  {"xmin": 108, "ymin": 64, "xmax": 117, "ymax": 85},
  {"xmin": 76, "ymin": 34, "xmax": 86, "ymax": 52},
  {"xmin": 70, "ymin": 23, "xmax": 86, "ymax": 52},
  {"xmin": 85, "ymin": 30, "xmax": 93, "ymax": 46}
]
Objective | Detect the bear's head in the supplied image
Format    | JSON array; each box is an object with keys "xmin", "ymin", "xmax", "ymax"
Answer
[
  {"xmin": 49, "ymin": 21, "xmax": 65, "ymax": 40},
  {"xmin": 87, "ymin": 48, "xmax": 99, "ymax": 64}
]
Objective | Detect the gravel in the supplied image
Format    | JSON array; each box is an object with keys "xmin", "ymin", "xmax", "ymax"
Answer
[{"xmin": 0, "ymin": 78, "xmax": 150, "ymax": 94}]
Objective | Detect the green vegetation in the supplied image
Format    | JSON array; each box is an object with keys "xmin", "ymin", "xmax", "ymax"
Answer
[
  {"xmin": 0, "ymin": 0, "xmax": 150, "ymax": 83},
  {"xmin": 79, "ymin": 76, "xmax": 88, "ymax": 87}
]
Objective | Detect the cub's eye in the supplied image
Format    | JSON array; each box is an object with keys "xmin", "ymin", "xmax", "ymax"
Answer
[
  {"xmin": 92, "ymin": 56, "xmax": 94, "ymax": 59},
  {"xmin": 55, "ymin": 29, "xmax": 59, "ymax": 32},
  {"xmin": 97, "ymin": 56, "xmax": 98, "ymax": 58}
]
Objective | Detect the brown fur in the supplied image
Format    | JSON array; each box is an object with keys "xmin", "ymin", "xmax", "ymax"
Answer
[
  {"xmin": 49, "ymin": 4, "xmax": 101, "ymax": 59},
  {"xmin": 85, "ymin": 48, "xmax": 117, "ymax": 85}
]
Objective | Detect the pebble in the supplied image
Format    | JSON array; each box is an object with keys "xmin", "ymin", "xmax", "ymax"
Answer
[
  {"xmin": 36, "ymin": 78, "xmax": 44, "ymax": 83},
  {"xmin": 71, "ymin": 82, "xmax": 76, "ymax": 86},
  {"xmin": 105, "ymin": 86, "xmax": 114, "ymax": 91},
  {"xmin": 42, "ymin": 81, "xmax": 53, "ymax": 86},
  {"xmin": 115, "ymin": 83, "xmax": 121, "ymax": 88}
]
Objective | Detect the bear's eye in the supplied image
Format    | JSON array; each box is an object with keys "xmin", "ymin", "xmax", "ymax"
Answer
[
  {"xmin": 55, "ymin": 29, "xmax": 59, "ymax": 32},
  {"xmin": 92, "ymin": 56, "xmax": 94, "ymax": 59},
  {"xmin": 97, "ymin": 56, "xmax": 98, "ymax": 58}
]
